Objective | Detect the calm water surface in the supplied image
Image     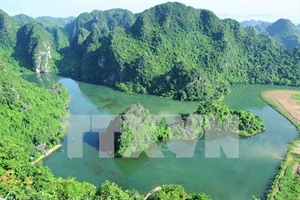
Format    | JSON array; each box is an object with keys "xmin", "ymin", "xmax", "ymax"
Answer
[{"xmin": 22, "ymin": 73, "xmax": 299, "ymax": 200}]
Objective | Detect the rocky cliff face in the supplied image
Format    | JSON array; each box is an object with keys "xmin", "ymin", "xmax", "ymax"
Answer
[
  {"xmin": 33, "ymin": 41, "xmax": 52, "ymax": 73},
  {"xmin": 15, "ymin": 23, "xmax": 56, "ymax": 72}
]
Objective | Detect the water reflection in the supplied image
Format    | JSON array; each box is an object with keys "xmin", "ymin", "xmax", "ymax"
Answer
[{"xmin": 22, "ymin": 72, "xmax": 61, "ymax": 87}]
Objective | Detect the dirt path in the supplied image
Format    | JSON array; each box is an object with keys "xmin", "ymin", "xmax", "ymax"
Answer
[{"xmin": 264, "ymin": 90, "xmax": 300, "ymax": 124}]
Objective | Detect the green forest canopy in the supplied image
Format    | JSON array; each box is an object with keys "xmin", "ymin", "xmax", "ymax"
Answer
[
  {"xmin": 0, "ymin": 2, "xmax": 300, "ymax": 199},
  {"xmin": 103, "ymin": 102, "xmax": 265, "ymax": 157}
]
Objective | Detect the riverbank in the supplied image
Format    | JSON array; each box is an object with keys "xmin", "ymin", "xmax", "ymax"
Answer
[
  {"xmin": 261, "ymin": 90, "xmax": 300, "ymax": 200},
  {"xmin": 261, "ymin": 90, "xmax": 300, "ymax": 131},
  {"xmin": 31, "ymin": 144, "xmax": 62, "ymax": 164}
]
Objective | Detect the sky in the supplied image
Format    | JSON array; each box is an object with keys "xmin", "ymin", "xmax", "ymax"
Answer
[{"xmin": 0, "ymin": 0, "xmax": 299, "ymax": 24}]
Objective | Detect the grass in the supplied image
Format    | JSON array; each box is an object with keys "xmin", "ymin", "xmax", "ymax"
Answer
[
  {"xmin": 267, "ymin": 141, "xmax": 300, "ymax": 200},
  {"xmin": 291, "ymin": 93, "xmax": 300, "ymax": 105}
]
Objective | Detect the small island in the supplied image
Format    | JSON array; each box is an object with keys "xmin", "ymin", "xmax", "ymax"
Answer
[{"xmin": 101, "ymin": 101, "xmax": 266, "ymax": 157}]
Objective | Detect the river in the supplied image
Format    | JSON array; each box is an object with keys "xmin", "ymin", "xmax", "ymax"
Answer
[{"xmin": 22, "ymin": 73, "xmax": 299, "ymax": 200}]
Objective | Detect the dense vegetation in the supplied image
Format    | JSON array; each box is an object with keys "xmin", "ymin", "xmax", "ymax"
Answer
[
  {"xmin": 103, "ymin": 101, "xmax": 265, "ymax": 157},
  {"xmin": 56, "ymin": 2, "xmax": 300, "ymax": 102},
  {"xmin": 0, "ymin": 9, "xmax": 63, "ymax": 73},
  {"xmin": 0, "ymin": 2, "xmax": 299, "ymax": 199},
  {"xmin": 0, "ymin": 6, "xmax": 212, "ymax": 198},
  {"xmin": 2, "ymin": 3, "xmax": 300, "ymax": 101},
  {"xmin": 0, "ymin": 61, "xmax": 69, "ymax": 157},
  {"xmin": 266, "ymin": 19, "xmax": 300, "ymax": 49},
  {"xmin": 14, "ymin": 22, "xmax": 62, "ymax": 72},
  {"xmin": 254, "ymin": 22, "xmax": 272, "ymax": 33},
  {"xmin": 0, "ymin": 58, "xmax": 211, "ymax": 199},
  {"xmin": 241, "ymin": 19, "xmax": 300, "ymax": 48},
  {"xmin": 291, "ymin": 93, "xmax": 300, "ymax": 105},
  {"xmin": 195, "ymin": 101, "xmax": 266, "ymax": 136},
  {"xmin": 241, "ymin": 20, "xmax": 272, "ymax": 33},
  {"xmin": 147, "ymin": 185, "xmax": 211, "ymax": 200}
]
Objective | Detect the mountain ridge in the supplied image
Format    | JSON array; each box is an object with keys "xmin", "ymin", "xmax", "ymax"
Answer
[
  {"xmin": 0, "ymin": 3, "xmax": 299, "ymax": 101},
  {"xmin": 59, "ymin": 2, "xmax": 299, "ymax": 101}
]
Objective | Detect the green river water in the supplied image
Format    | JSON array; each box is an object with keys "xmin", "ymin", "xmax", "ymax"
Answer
[{"xmin": 22, "ymin": 73, "xmax": 299, "ymax": 200}]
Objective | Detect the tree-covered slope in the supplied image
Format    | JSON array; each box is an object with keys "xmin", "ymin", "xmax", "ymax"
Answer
[
  {"xmin": 266, "ymin": 18, "xmax": 300, "ymax": 49},
  {"xmin": 35, "ymin": 16, "xmax": 75, "ymax": 28},
  {"xmin": 0, "ymin": 10, "xmax": 65, "ymax": 73},
  {"xmin": 13, "ymin": 22, "xmax": 61, "ymax": 72},
  {"xmin": 60, "ymin": 2, "xmax": 299, "ymax": 101},
  {"xmin": 65, "ymin": 8, "xmax": 136, "ymax": 42},
  {"xmin": 0, "ymin": 9, "xmax": 19, "ymax": 48},
  {"xmin": 102, "ymin": 101, "xmax": 265, "ymax": 157},
  {"xmin": 254, "ymin": 22, "xmax": 272, "ymax": 33},
  {"xmin": 12, "ymin": 14, "xmax": 72, "ymax": 52},
  {"xmin": 0, "ymin": 61, "xmax": 69, "ymax": 158},
  {"xmin": 0, "ymin": 57, "xmax": 211, "ymax": 199},
  {"xmin": 58, "ymin": 8, "xmax": 137, "ymax": 79},
  {"xmin": 240, "ymin": 20, "xmax": 272, "ymax": 33}
]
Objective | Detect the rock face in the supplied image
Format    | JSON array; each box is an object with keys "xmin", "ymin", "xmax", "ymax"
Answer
[
  {"xmin": 15, "ymin": 23, "xmax": 55, "ymax": 72},
  {"xmin": 33, "ymin": 41, "xmax": 52, "ymax": 73}
]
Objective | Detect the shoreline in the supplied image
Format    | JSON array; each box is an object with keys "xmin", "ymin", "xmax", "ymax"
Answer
[
  {"xmin": 261, "ymin": 90, "xmax": 300, "ymax": 199},
  {"xmin": 31, "ymin": 82, "xmax": 71, "ymax": 165},
  {"xmin": 31, "ymin": 144, "xmax": 62, "ymax": 164},
  {"xmin": 261, "ymin": 90, "xmax": 300, "ymax": 131}
]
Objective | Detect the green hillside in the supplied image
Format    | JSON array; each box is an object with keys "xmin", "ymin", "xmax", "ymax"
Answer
[
  {"xmin": 0, "ymin": 2, "xmax": 300, "ymax": 199},
  {"xmin": 102, "ymin": 101, "xmax": 265, "ymax": 157},
  {"xmin": 59, "ymin": 2, "xmax": 299, "ymax": 102},
  {"xmin": 0, "ymin": 5, "xmax": 213, "ymax": 199},
  {"xmin": 266, "ymin": 18, "xmax": 300, "ymax": 49}
]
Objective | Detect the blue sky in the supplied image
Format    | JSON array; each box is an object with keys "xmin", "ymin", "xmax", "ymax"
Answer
[{"xmin": 0, "ymin": 0, "xmax": 299, "ymax": 24}]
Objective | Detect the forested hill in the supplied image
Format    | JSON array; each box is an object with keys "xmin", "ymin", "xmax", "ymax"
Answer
[
  {"xmin": 64, "ymin": 8, "xmax": 136, "ymax": 40},
  {"xmin": 0, "ymin": 9, "xmax": 64, "ymax": 73},
  {"xmin": 241, "ymin": 20, "xmax": 265, "ymax": 27},
  {"xmin": 240, "ymin": 20, "xmax": 271, "ymax": 33},
  {"xmin": 266, "ymin": 19, "xmax": 300, "ymax": 49},
  {"xmin": 1, "ymin": 2, "xmax": 300, "ymax": 102},
  {"xmin": 59, "ymin": 2, "xmax": 300, "ymax": 101},
  {"xmin": 240, "ymin": 18, "xmax": 300, "ymax": 48}
]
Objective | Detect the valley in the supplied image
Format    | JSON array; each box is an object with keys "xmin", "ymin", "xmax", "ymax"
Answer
[{"xmin": 0, "ymin": 1, "xmax": 299, "ymax": 199}]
